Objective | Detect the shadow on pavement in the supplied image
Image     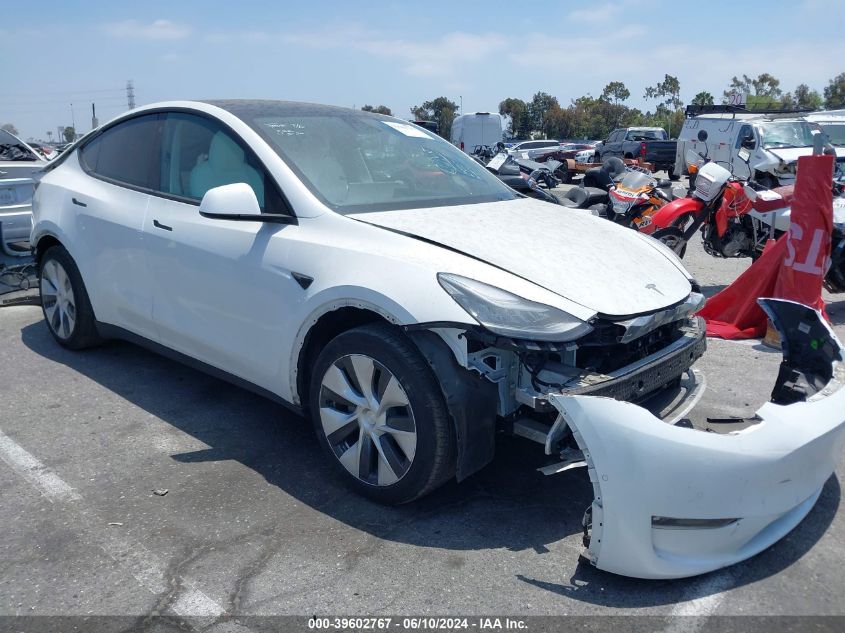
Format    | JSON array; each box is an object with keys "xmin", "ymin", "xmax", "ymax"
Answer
[{"xmin": 20, "ymin": 320, "xmax": 840, "ymax": 607}]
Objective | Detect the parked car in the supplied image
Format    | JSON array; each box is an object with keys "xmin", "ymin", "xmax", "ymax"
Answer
[
  {"xmin": 31, "ymin": 100, "xmax": 845, "ymax": 580},
  {"xmin": 507, "ymin": 139, "xmax": 563, "ymax": 160},
  {"xmin": 450, "ymin": 112, "xmax": 503, "ymax": 153},
  {"xmin": 597, "ymin": 127, "xmax": 678, "ymax": 178},
  {"xmin": 0, "ymin": 129, "xmax": 46, "ymax": 255},
  {"xmin": 675, "ymin": 108, "xmax": 822, "ymax": 187}
]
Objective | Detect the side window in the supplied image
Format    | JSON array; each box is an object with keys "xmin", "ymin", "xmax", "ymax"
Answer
[
  {"xmin": 79, "ymin": 114, "xmax": 161, "ymax": 189},
  {"xmin": 735, "ymin": 125, "xmax": 755, "ymax": 149},
  {"xmin": 158, "ymin": 112, "xmax": 279, "ymax": 211}
]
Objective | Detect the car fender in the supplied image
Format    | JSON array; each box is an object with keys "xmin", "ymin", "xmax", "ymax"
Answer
[{"xmin": 651, "ymin": 197, "xmax": 704, "ymax": 230}]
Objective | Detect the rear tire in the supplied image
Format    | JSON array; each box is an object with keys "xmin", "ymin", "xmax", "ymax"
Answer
[
  {"xmin": 309, "ymin": 322, "xmax": 455, "ymax": 505},
  {"xmin": 39, "ymin": 245, "xmax": 103, "ymax": 349}
]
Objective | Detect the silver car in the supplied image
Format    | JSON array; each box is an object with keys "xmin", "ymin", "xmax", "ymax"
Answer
[{"xmin": 1, "ymin": 129, "xmax": 45, "ymax": 255}]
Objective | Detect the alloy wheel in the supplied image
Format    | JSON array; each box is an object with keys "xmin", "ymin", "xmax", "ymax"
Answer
[
  {"xmin": 41, "ymin": 259, "xmax": 77, "ymax": 339},
  {"xmin": 318, "ymin": 354, "xmax": 417, "ymax": 487}
]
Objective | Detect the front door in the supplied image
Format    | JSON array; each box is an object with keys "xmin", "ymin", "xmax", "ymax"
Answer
[{"xmin": 142, "ymin": 111, "xmax": 301, "ymax": 391}]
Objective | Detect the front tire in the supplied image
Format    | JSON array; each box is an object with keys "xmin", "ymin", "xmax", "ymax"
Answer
[
  {"xmin": 652, "ymin": 227, "xmax": 688, "ymax": 258},
  {"xmin": 309, "ymin": 323, "xmax": 455, "ymax": 504},
  {"xmin": 39, "ymin": 245, "xmax": 102, "ymax": 349}
]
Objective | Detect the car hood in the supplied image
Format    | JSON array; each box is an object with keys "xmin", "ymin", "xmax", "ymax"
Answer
[
  {"xmin": 349, "ymin": 198, "xmax": 692, "ymax": 316},
  {"xmin": 767, "ymin": 147, "xmax": 816, "ymax": 163}
]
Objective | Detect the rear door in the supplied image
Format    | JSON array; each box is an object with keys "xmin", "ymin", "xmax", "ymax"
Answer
[{"xmin": 72, "ymin": 114, "xmax": 161, "ymax": 339}]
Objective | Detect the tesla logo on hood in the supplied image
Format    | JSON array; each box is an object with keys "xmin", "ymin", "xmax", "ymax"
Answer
[{"xmin": 645, "ymin": 283, "xmax": 664, "ymax": 295}]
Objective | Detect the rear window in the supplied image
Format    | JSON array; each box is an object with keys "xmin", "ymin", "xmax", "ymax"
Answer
[
  {"xmin": 80, "ymin": 114, "xmax": 161, "ymax": 189},
  {"xmin": 627, "ymin": 129, "xmax": 668, "ymax": 141}
]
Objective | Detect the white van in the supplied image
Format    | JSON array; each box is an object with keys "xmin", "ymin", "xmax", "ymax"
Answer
[
  {"xmin": 674, "ymin": 111, "xmax": 817, "ymax": 187},
  {"xmin": 451, "ymin": 112, "xmax": 503, "ymax": 153}
]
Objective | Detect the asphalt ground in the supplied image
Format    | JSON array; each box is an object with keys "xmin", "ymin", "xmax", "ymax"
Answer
[{"xmin": 1, "ymin": 184, "xmax": 844, "ymax": 631}]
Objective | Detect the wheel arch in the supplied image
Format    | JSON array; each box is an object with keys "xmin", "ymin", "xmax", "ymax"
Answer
[
  {"xmin": 293, "ymin": 302, "xmax": 400, "ymax": 409},
  {"xmin": 33, "ymin": 233, "xmax": 63, "ymax": 264}
]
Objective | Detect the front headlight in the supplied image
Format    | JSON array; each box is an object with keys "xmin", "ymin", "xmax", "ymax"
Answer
[{"xmin": 437, "ymin": 273, "xmax": 594, "ymax": 341}]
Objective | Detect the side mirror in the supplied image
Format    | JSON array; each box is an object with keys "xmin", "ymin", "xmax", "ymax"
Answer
[
  {"xmin": 198, "ymin": 183, "xmax": 295, "ymax": 224},
  {"xmin": 656, "ymin": 178, "xmax": 671, "ymax": 188},
  {"xmin": 737, "ymin": 147, "xmax": 751, "ymax": 163}
]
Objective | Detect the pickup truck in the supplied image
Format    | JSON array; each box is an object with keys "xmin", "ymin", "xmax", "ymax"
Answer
[{"xmin": 596, "ymin": 127, "xmax": 679, "ymax": 179}]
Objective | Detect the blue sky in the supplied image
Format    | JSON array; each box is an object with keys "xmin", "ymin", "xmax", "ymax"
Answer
[{"xmin": 4, "ymin": 0, "xmax": 844, "ymax": 140}]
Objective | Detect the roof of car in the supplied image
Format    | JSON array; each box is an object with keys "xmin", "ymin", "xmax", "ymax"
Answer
[{"xmin": 203, "ymin": 99, "xmax": 382, "ymax": 119}]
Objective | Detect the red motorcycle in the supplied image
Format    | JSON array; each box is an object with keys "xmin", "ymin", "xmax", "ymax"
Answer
[{"xmin": 650, "ymin": 148, "xmax": 790, "ymax": 259}]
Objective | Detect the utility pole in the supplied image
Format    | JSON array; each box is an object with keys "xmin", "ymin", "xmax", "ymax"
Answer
[
  {"xmin": 70, "ymin": 103, "xmax": 76, "ymax": 131},
  {"xmin": 126, "ymin": 80, "xmax": 135, "ymax": 110},
  {"xmin": 91, "ymin": 103, "xmax": 98, "ymax": 130}
]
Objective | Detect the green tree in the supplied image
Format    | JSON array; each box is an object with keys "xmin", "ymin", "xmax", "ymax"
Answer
[
  {"xmin": 723, "ymin": 73, "xmax": 783, "ymax": 103},
  {"xmin": 601, "ymin": 81, "xmax": 630, "ymax": 106},
  {"xmin": 791, "ymin": 84, "xmax": 823, "ymax": 110},
  {"xmin": 498, "ymin": 98, "xmax": 530, "ymax": 138},
  {"xmin": 644, "ymin": 75, "xmax": 682, "ymax": 136},
  {"xmin": 644, "ymin": 74, "xmax": 682, "ymax": 110},
  {"xmin": 528, "ymin": 91, "xmax": 560, "ymax": 137},
  {"xmin": 824, "ymin": 73, "xmax": 845, "ymax": 109},
  {"xmin": 361, "ymin": 104, "xmax": 392, "ymax": 115},
  {"xmin": 410, "ymin": 97, "xmax": 458, "ymax": 139},
  {"xmin": 62, "ymin": 126, "xmax": 76, "ymax": 143},
  {"xmin": 1, "ymin": 123, "xmax": 18, "ymax": 136},
  {"xmin": 691, "ymin": 91, "xmax": 714, "ymax": 106}
]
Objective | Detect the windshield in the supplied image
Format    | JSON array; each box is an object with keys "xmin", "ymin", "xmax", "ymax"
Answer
[
  {"xmin": 818, "ymin": 122, "xmax": 845, "ymax": 146},
  {"xmin": 617, "ymin": 170, "xmax": 654, "ymax": 191},
  {"xmin": 626, "ymin": 129, "xmax": 667, "ymax": 141},
  {"xmin": 242, "ymin": 111, "xmax": 518, "ymax": 213},
  {"xmin": 759, "ymin": 121, "xmax": 814, "ymax": 149}
]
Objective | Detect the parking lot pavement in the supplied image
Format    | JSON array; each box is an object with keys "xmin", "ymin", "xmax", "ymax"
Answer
[{"xmin": 1, "ymin": 236, "xmax": 845, "ymax": 624}]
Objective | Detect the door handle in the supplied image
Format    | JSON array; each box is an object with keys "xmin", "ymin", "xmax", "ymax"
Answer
[
  {"xmin": 153, "ymin": 219, "xmax": 172, "ymax": 232},
  {"xmin": 72, "ymin": 197, "xmax": 87, "ymax": 207}
]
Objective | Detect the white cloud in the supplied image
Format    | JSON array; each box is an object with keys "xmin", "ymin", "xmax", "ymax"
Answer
[
  {"xmin": 569, "ymin": 3, "xmax": 616, "ymax": 22},
  {"xmin": 281, "ymin": 25, "xmax": 505, "ymax": 79},
  {"xmin": 104, "ymin": 19, "xmax": 191, "ymax": 41}
]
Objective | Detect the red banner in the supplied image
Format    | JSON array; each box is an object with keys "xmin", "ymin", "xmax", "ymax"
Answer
[
  {"xmin": 773, "ymin": 154, "xmax": 833, "ymax": 312},
  {"xmin": 698, "ymin": 154, "xmax": 832, "ymax": 339}
]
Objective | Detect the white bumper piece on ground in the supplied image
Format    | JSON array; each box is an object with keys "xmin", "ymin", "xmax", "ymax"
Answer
[{"xmin": 548, "ymin": 299, "xmax": 845, "ymax": 579}]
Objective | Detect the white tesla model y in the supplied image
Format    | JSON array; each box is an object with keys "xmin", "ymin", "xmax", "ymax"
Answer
[{"xmin": 31, "ymin": 101, "xmax": 845, "ymax": 579}]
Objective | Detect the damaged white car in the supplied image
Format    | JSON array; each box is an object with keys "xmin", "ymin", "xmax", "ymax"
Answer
[{"xmin": 31, "ymin": 101, "xmax": 845, "ymax": 579}]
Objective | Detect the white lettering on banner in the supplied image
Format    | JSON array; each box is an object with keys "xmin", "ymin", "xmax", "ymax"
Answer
[{"xmin": 785, "ymin": 224, "xmax": 827, "ymax": 275}]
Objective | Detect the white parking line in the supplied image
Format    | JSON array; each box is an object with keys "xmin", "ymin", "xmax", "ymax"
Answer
[
  {"xmin": 0, "ymin": 426, "xmax": 240, "ymax": 625},
  {"xmin": 663, "ymin": 570, "xmax": 735, "ymax": 632},
  {"xmin": 0, "ymin": 428, "xmax": 82, "ymax": 502}
]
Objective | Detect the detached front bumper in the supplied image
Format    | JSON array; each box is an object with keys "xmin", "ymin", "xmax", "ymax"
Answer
[{"xmin": 548, "ymin": 299, "xmax": 845, "ymax": 579}]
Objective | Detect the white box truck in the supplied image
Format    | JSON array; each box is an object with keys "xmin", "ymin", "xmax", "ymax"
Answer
[{"xmin": 451, "ymin": 112, "xmax": 503, "ymax": 153}]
